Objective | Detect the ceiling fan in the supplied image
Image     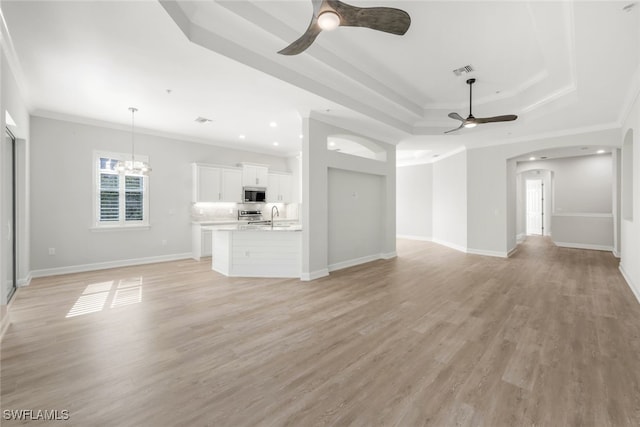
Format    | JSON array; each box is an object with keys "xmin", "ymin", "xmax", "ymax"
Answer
[
  {"xmin": 445, "ymin": 78, "xmax": 517, "ymax": 134},
  {"xmin": 278, "ymin": 0, "xmax": 411, "ymax": 55}
]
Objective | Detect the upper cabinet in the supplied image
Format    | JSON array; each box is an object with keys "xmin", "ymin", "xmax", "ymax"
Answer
[
  {"xmin": 192, "ymin": 164, "xmax": 242, "ymax": 203},
  {"xmin": 221, "ymin": 169, "xmax": 242, "ymax": 201},
  {"xmin": 268, "ymin": 172, "xmax": 293, "ymax": 203},
  {"xmin": 241, "ymin": 164, "xmax": 269, "ymax": 187}
]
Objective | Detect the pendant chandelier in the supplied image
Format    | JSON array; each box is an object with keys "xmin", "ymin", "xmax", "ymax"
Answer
[{"xmin": 116, "ymin": 107, "xmax": 151, "ymax": 175}]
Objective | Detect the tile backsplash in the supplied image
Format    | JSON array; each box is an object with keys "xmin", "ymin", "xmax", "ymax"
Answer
[{"xmin": 191, "ymin": 202, "xmax": 299, "ymax": 222}]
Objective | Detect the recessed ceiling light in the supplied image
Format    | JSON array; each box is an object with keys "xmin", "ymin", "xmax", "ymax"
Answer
[
  {"xmin": 299, "ymin": 134, "xmax": 303, "ymax": 139},
  {"xmin": 269, "ymin": 121, "xmax": 277, "ymax": 128},
  {"xmin": 529, "ymin": 156, "xmax": 536, "ymax": 161},
  {"xmin": 273, "ymin": 141, "xmax": 279, "ymax": 146},
  {"xmin": 239, "ymin": 134, "xmax": 246, "ymax": 139},
  {"xmin": 597, "ymin": 149, "xmax": 605, "ymax": 154},
  {"xmin": 328, "ymin": 141, "xmax": 336, "ymax": 147}
]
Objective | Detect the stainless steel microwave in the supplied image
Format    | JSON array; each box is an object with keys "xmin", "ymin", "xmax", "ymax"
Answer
[{"xmin": 243, "ymin": 187, "xmax": 266, "ymax": 203}]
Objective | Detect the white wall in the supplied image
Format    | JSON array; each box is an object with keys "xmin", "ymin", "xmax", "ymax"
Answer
[
  {"xmin": 620, "ymin": 95, "xmax": 640, "ymax": 302},
  {"xmin": 517, "ymin": 155, "xmax": 614, "ymax": 250},
  {"xmin": 301, "ymin": 115, "xmax": 396, "ymax": 280},
  {"xmin": 1, "ymin": 44, "xmax": 30, "ymax": 340},
  {"xmin": 396, "ymin": 163, "xmax": 432, "ymax": 240},
  {"xmin": 328, "ymin": 168, "xmax": 383, "ymax": 268},
  {"xmin": 432, "ymin": 150, "xmax": 467, "ymax": 252},
  {"xmin": 29, "ymin": 116, "xmax": 289, "ymax": 275},
  {"xmin": 550, "ymin": 155, "xmax": 612, "ymax": 214},
  {"xmin": 465, "ymin": 128, "xmax": 620, "ymax": 256}
]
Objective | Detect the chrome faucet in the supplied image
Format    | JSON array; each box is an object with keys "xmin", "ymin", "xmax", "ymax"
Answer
[{"xmin": 271, "ymin": 205, "xmax": 280, "ymax": 228}]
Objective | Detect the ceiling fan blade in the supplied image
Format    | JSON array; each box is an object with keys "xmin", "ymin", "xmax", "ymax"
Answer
[
  {"xmin": 444, "ymin": 123, "xmax": 464, "ymax": 134},
  {"xmin": 448, "ymin": 112, "xmax": 464, "ymax": 122},
  {"xmin": 475, "ymin": 115, "xmax": 518, "ymax": 124},
  {"xmin": 278, "ymin": 18, "xmax": 322, "ymax": 55},
  {"xmin": 329, "ymin": 0, "xmax": 411, "ymax": 35}
]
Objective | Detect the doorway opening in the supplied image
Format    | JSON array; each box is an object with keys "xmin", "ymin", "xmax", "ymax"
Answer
[{"xmin": 526, "ymin": 179, "xmax": 544, "ymax": 236}]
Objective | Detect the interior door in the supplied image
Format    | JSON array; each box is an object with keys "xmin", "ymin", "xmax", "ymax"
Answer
[
  {"xmin": 526, "ymin": 179, "xmax": 543, "ymax": 235},
  {"xmin": 5, "ymin": 129, "xmax": 16, "ymax": 301}
]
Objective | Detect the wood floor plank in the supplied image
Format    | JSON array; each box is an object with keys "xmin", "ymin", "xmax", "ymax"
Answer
[{"xmin": 2, "ymin": 236, "xmax": 640, "ymax": 426}]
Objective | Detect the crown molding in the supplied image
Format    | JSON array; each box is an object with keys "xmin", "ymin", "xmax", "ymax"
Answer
[{"xmin": 31, "ymin": 109, "xmax": 292, "ymax": 159}]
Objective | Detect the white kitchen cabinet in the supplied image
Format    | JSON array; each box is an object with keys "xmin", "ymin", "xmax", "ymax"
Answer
[
  {"xmin": 241, "ymin": 164, "xmax": 269, "ymax": 187},
  {"xmin": 201, "ymin": 228, "xmax": 213, "ymax": 257},
  {"xmin": 268, "ymin": 172, "xmax": 292, "ymax": 203},
  {"xmin": 221, "ymin": 169, "xmax": 242, "ymax": 202},
  {"xmin": 192, "ymin": 224, "xmax": 213, "ymax": 260},
  {"xmin": 192, "ymin": 164, "xmax": 242, "ymax": 203}
]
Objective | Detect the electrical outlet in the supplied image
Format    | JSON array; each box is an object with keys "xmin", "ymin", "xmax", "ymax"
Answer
[{"xmin": 48, "ymin": 248, "xmax": 56, "ymax": 255}]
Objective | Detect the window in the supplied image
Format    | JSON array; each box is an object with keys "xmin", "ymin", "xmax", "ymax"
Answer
[{"xmin": 94, "ymin": 152, "xmax": 149, "ymax": 228}]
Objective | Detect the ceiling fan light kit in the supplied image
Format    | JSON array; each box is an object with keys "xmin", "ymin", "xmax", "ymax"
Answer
[
  {"xmin": 278, "ymin": 0, "xmax": 411, "ymax": 55},
  {"xmin": 445, "ymin": 78, "xmax": 518, "ymax": 134},
  {"xmin": 317, "ymin": 10, "xmax": 340, "ymax": 30}
]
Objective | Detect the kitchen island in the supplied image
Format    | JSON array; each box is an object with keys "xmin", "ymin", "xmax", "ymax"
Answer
[{"xmin": 210, "ymin": 224, "xmax": 301, "ymax": 278}]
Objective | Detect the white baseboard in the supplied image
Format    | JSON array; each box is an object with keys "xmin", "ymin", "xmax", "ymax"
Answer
[
  {"xmin": 613, "ymin": 249, "xmax": 621, "ymax": 258},
  {"xmin": 619, "ymin": 264, "xmax": 640, "ymax": 305},
  {"xmin": 507, "ymin": 246, "xmax": 518, "ymax": 257},
  {"xmin": 300, "ymin": 269, "xmax": 329, "ymax": 281},
  {"xmin": 466, "ymin": 248, "xmax": 510, "ymax": 258},
  {"xmin": 30, "ymin": 253, "xmax": 193, "ymax": 279},
  {"xmin": 381, "ymin": 251, "xmax": 397, "ymax": 260},
  {"xmin": 1, "ymin": 287, "xmax": 20, "ymax": 341},
  {"xmin": 328, "ymin": 254, "xmax": 384, "ymax": 272},
  {"xmin": 431, "ymin": 238, "xmax": 467, "ymax": 254},
  {"xmin": 0, "ymin": 312, "xmax": 10, "ymax": 341},
  {"xmin": 553, "ymin": 241, "xmax": 613, "ymax": 252},
  {"xmin": 17, "ymin": 274, "xmax": 32, "ymax": 287},
  {"xmin": 396, "ymin": 234, "xmax": 432, "ymax": 242},
  {"xmin": 431, "ymin": 238, "xmax": 512, "ymax": 258}
]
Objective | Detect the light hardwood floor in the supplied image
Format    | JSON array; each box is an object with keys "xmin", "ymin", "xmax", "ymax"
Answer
[{"xmin": 2, "ymin": 237, "xmax": 640, "ymax": 426}]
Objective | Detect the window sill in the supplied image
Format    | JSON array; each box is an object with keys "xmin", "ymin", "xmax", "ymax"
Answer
[{"xmin": 90, "ymin": 224, "xmax": 151, "ymax": 232}]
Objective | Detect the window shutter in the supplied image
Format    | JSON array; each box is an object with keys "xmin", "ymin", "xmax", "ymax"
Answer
[
  {"xmin": 100, "ymin": 173, "xmax": 119, "ymax": 221},
  {"xmin": 125, "ymin": 175, "xmax": 144, "ymax": 221},
  {"xmin": 95, "ymin": 154, "xmax": 148, "ymax": 227}
]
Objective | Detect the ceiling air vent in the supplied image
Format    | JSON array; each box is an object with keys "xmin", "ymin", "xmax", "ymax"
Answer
[
  {"xmin": 195, "ymin": 116, "xmax": 212, "ymax": 124},
  {"xmin": 453, "ymin": 65, "xmax": 474, "ymax": 76}
]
